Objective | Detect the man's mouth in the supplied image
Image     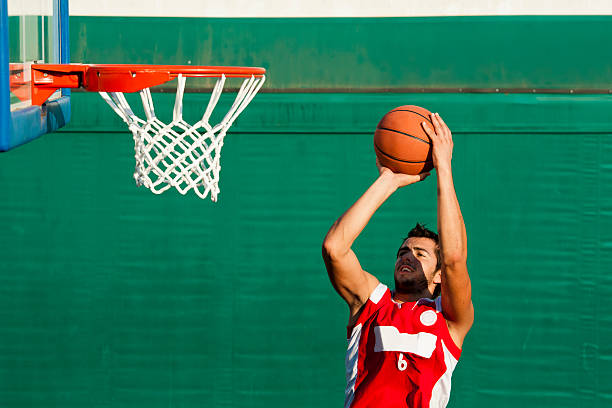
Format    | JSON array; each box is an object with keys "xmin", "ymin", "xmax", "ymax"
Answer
[{"xmin": 399, "ymin": 265, "xmax": 415, "ymax": 274}]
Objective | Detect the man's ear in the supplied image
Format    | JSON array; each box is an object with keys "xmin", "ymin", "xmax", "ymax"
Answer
[{"xmin": 433, "ymin": 269, "xmax": 442, "ymax": 284}]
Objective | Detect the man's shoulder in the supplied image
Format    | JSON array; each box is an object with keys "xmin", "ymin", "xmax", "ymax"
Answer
[
  {"xmin": 368, "ymin": 282, "xmax": 389, "ymax": 305},
  {"xmin": 348, "ymin": 283, "xmax": 391, "ymax": 330},
  {"xmin": 413, "ymin": 296, "xmax": 445, "ymax": 315}
]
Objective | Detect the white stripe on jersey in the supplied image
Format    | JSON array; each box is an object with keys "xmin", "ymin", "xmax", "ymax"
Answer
[
  {"xmin": 370, "ymin": 283, "xmax": 387, "ymax": 304},
  {"xmin": 373, "ymin": 326, "xmax": 438, "ymax": 358},
  {"xmin": 429, "ymin": 340, "xmax": 458, "ymax": 408},
  {"xmin": 344, "ymin": 283, "xmax": 387, "ymax": 408},
  {"xmin": 345, "ymin": 323, "xmax": 362, "ymax": 408}
]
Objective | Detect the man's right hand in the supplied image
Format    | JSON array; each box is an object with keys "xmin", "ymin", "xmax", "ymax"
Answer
[{"xmin": 376, "ymin": 157, "xmax": 431, "ymax": 189}]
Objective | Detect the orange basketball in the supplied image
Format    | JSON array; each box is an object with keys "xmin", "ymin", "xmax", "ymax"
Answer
[{"xmin": 374, "ymin": 105, "xmax": 434, "ymax": 175}]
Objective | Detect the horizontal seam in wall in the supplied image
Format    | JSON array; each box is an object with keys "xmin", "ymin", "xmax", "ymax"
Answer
[{"xmin": 58, "ymin": 130, "xmax": 612, "ymax": 135}]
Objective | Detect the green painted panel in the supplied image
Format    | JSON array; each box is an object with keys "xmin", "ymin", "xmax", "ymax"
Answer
[
  {"xmin": 1, "ymin": 92, "xmax": 611, "ymax": 407},
  {"xmin": 66, "ymin": 90, "xmax": 612, "ymax": 134},
  {"xmin": 69, "ymin": 16, "xmax": 612, "ymax": 89}
]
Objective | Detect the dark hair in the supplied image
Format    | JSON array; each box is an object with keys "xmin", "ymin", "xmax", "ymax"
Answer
[
  {"xmin": 404, "ymin": 223, "xmax": 441, "ymax": 297},
  {"xmin": 407, "ymin": 223, "xmax": 439, "ymax": 245}
]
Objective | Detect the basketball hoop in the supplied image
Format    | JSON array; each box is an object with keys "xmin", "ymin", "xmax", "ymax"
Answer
[{"xmin": 30, "ymin": 64, "xmax": 266, "ymax": 201}]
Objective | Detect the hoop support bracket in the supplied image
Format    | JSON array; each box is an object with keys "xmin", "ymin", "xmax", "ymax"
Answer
[
  {"xmin": 25, "ymin": 63, "xmax": 266, "ymax": 105},
  {"xmin": 30, "ymin": 64, "xmax": 86, "ymax": 105},
  {"xmin": 30, "ymin": 64, "xmax": 174, "ymax": 105}
]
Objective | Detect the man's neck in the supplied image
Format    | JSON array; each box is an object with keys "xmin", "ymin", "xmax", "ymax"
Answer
[{"xmin": 392, "ymin": 289, "xmax": 434, "ymax": 303}]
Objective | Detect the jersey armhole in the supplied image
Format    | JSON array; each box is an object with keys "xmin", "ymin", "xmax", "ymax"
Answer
[
  {"xmin": 347, "ymin": 283, "xmax": 388, "ymax": 335},
  {"xmin": 435, "ymin": 297, "xmax": 462, "ymax": 359}
]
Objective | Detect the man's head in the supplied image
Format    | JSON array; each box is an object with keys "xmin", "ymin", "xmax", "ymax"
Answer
[{"xmin": 394, "ymin": 223, "xmax": 441, "ymax": 299}]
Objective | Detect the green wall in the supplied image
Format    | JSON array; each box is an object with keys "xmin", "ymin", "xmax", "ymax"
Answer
[
  {"xmin": 2, "ymin": 15, "xmax": 612, "ymax": 408},
  {"xmin": 71, "ymin": 16, "xmax": 612, "ymax": 90}
]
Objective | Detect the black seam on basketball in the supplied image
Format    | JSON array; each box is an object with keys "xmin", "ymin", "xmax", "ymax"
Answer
[
  {"xmin": 388, "ymin": 109, "xmax": 433, "ymax": 124},
  {"xmin": 374, "ymin": 142, "xmax": 432, "ymax": 164},
  {"xmin": 375, "ymin": 127, "xmax": 431, "ymax": 145}
]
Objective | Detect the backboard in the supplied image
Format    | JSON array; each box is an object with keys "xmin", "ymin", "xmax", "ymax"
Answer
[{"xmin": 0, "ymin": 0, "xmax": 69, "ymax": 151}]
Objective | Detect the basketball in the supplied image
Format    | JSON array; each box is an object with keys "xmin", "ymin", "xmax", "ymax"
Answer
[{"xmin": 374, "ymin": 105, "xmax": 434, "ymax": 175}]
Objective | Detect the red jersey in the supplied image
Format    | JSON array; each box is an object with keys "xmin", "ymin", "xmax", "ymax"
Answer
[{"xmin": 345, "ymin": 283, "xmax": 462, "ymax": 408}]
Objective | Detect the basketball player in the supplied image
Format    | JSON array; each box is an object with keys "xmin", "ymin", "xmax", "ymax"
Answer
[{"xmin": 322, "ymin": 113, "xmax": 473, "ymax": 408}]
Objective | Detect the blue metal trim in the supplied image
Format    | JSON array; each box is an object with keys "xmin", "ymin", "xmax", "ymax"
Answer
[
  {"xmin": 1, "ymin": 0, "xmax": 71, "ymax": 151},
  {"xmin": 4, "ymin": 96, "xmax": 71, "ymax": 151},
  {"xmin": 46, "ymin": 95, "xmax": 71, "ymax": 131},
  {"xmin": 0, "ymin": 0, "xmax": 10, "ymax": 151},
  {"xmin": 60, "ymin": 0, "xmax": 69, "ymax": 64},
  {"xmin": 6, "ymin": 106, "xmax": 46, "ymax": 150},
  {"xmin": 53, "ymin": 0, "xmax": 60, "ymax": 63},
  {"xmin": 59, "ymin": 0, "xmax": 70, "ymax": 98}
]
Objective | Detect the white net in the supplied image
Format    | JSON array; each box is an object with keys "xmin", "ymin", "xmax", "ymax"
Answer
[{"xmin": 99, "ymin": 73, "xmax": 265, "ymax": 201}]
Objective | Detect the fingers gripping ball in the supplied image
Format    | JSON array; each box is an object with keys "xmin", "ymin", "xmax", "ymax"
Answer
[{"xmin": 374, "ymin": 105, "xmax": 434, "ymax": 175}]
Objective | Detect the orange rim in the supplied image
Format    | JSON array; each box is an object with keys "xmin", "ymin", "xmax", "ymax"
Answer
[{"xmin": 29, "ymin": 63, "xmax": 267, "ymax": 104}]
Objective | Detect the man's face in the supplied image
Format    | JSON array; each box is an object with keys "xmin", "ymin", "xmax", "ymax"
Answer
[{"xmin": 394, "ymin": 237, "xmax": 440, "ymax": 294}]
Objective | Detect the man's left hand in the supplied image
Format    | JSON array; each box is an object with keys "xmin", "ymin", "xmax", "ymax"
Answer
[{"xmin": 421, "ymin": 112, "xmax": 453, "ymax": 170}]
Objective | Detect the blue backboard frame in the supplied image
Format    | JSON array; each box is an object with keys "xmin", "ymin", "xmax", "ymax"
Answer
[{"xmin": 0, "ymin": 0, "xmax": 70, "ymax": 152}]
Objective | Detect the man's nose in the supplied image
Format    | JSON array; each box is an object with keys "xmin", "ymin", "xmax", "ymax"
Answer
[{"xmin": 402, "ymin": 253, "xmax": 416, "ymax": 262}]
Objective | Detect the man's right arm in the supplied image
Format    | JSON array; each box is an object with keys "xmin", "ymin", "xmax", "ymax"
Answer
[{"xmin": 322, "ymin": 167, "xmax": 429, "ymax": 319}]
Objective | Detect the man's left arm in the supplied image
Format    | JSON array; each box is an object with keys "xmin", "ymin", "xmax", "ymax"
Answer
[{"xmin": 423, "ymin": 113, "xmax": 474, "ymax": 348}]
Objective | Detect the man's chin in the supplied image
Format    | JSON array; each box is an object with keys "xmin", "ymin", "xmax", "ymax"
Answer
[{"xmin": 394, "ymin": 278, "xmax": 429, "ymax": 293}]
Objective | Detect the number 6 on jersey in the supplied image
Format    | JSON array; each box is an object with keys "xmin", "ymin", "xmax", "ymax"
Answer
[{"xmin": 397, "ymin": 353, "xmax": 408, "ymax": 371}]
